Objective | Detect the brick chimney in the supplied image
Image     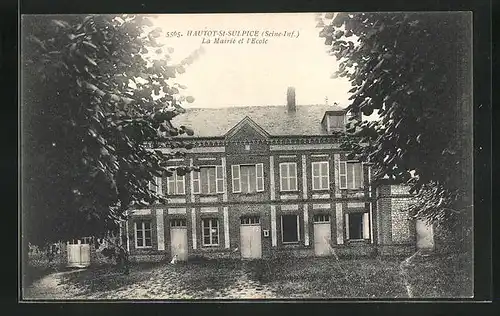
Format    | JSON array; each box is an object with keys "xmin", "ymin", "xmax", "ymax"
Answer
[{"xmin": 286, "ymin": 87, "xmax": 296, "ymax": 112}]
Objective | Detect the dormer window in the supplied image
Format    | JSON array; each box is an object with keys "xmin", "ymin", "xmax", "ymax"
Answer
[{"xmin": 321, "ymin": 110, "xmax": 346, "ymax": 133}]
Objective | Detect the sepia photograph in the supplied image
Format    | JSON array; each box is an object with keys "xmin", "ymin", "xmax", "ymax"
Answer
[{"xmin": 20, "ymin": 12, "xmax": 474, "ymax": 300}]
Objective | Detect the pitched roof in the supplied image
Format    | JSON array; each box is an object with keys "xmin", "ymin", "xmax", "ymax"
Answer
[{"xmin": 172, "ymin": 104, "xmax": 346, "ymax": 137}]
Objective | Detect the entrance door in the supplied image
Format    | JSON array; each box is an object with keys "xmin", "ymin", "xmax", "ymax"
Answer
[
  {"xmin": 170, "ymin": 219, "xmax": 188, "ymax": 261},
  {"xmin": 313, "ymin": 214, "xmax": 332, "ymax": 256},
  {"xmin": 416, "ymin": 219, "xmax": 435, "ymax": 249},
  {"xmin": 240, "ymin": 216, "xmax": 262, "ymax": 259}
]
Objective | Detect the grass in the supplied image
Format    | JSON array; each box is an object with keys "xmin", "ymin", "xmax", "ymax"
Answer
[
  {"xmin": 245, "ymin": 256, "xmax": 409, "ymax": 298},
  {"xmin": 26, "ymin": 253, "xmax": 473, "ymax": 299},
  {"xmin": 60, "ymin": 256, "xmax": 410, "ymax": 298},
  {"xmin": 402, "ymin": 251, "xmax": 473, "ymax": 298},
  {"xmin": 23, "ymin": 252, "xmax": 68, "ymax": 287}
]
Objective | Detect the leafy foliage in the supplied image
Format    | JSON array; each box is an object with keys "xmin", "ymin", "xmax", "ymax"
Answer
[
  {"xmin": 22, "ymin": 15, "xmax": 203, "ymax": 246},
  {"xmin": 318, "ymin": 13, "xmax": 472, "ymax": 228}
]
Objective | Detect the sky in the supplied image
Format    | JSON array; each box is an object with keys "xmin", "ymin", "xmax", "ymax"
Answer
[{"xmin": 148, "ymin": 13, "xmax": 353, "ymax": 109}]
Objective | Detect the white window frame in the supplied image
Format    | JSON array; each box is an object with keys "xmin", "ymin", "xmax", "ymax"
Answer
[
  {"xmin": 166, "ymin": 172, "xmax": 185, "ymax": 195},
  {"xmin": 279, "ymin": 162, "xmax": 298, "ymax": 192},
  {"xmin": 193, "ymin": 165, "xmax": 224, "ymax": 195},
  {"xmin": 339, "ymin": 161, "xmax": 364, "ymax": 190},
  {"xmin": 134, "ymin": 221, "xmax": 152, "ymax": 249},
  {"xmin": 345, "ymin": 212, "xmax": 370, "ymax": 241},
  {"xmin": 281, "ymin": 214, "xmax": 300, "ymax": 244},
  {"xmin": 311, "ymin": 161, "xmax": 330, "ymax": 191},
  {"xmin": 148, "ymin": 177, "xmax": 162, "ymax": 194},
  {"xmin": 231, "ymin": 163, "xmax": 264, "ymax": 193},
  {"xmin": 202, "ymin": 218, "xmax": 220, "ymax": 246},
  {"xmin": 313, "ymin": 214, "xmax": 331, "ymax": 223}
]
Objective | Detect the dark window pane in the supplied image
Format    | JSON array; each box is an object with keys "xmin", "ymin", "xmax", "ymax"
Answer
[
  {"xmin": 313, "ymin": 177, "xmax": 320, "ymax": 190},
  {"xmin": 348, "ymin": 213, "xmax": 363, "ymax": 239},
  {"xmin": 313, "ymin": 163, "xmax": 320, "ymax": 176},
  {"xmin": 340, "ymin": 175, "xmax": 347, "ymax": 189},
  {"xmin": 329, "ymin": 114, "xmax": 345, "ymax": 129},
  {"xmin": 177, "ymin": 180, "xmax": 184, "ymax": 194},
  {"xmin": 282, "ymin": 215, "xmax": 299, "ymax": 243},
  {"xmin": 321, "ymin": 176, "xmax": 329, "ymax": 189},
  {"xmin": 320, "ymin": 162, "xmax": 328, "ymax": 174},
  {"xmin": 290, "ymin": 164, "xmax": 297, "ymax": 177},
  {"xmin": 280, "ymin": 164, "xmax": 287, "ymax": 178}
]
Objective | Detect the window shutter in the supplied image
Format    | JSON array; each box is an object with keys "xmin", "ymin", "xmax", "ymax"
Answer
[
  {"xmin": 345, "ymin": 213, "xmax": 350, "ymax": 240},
  {"xmin": 192, "ymin": 170, "xmax": 200, "ymax": 194},
  {"xmin": 360, "ymin": 163, "xmax": 365, "ymax": 188},
  {"xmin": 339, "ymin": 161, "xmax": 347, "ymax": 189},
  {"xmin": 216, "ymin": 165, "xmax": 224, "ymax": 193},
  {"xmin": 148, "ymin": 181, "xmax": 156, "ymax": 193},
  {"xmin": 256, "ymin": 163, "xmax": 264, "ymax": 192},
  {"xmin": 363, "ymin": 212, "xmax": 370, "ymax": 239},
  {"xmin": 156, "ymin": 177, "xmax": 163, "ymax": 196},
  {"xmin": 232, "ymin": 165, "xmax": 241, "ymax": 193}
]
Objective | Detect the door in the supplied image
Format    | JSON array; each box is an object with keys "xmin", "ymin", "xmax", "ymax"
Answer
[
  {"xmin": 67, "ymin": 243, "xmax": 81, "ymax": 267},
  {"xmin": 240, "ymin": 216, "xmax": 262, "ymax": 259},
  {"xmin": 416, "ymin": 219, "xmax": 435, "ymax": 249},
  {"xmin": 67, "ymin": 239, "xmax": 91, "ymax": 268},
  {"xmin": 170, "ymin": 219, "xmax": 188, "ymax": 261},
  {"xmin": 313, "ymin": 214, "xmax": 332, "ymax": 256}
]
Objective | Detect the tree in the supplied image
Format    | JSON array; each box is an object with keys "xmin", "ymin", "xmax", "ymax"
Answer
[
  {"xmin": 318, "ymin": 12, "xmax": 472, "ymax": 245},
  {"xmin": 22, "ymin": 14, "xmax": 203, "ymax": 248}
]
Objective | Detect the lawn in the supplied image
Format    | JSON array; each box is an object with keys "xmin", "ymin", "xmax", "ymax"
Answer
[
  {"xmin": 24, "ymin": 252, "xmax": 472, "ymax": 299},
  {"xmin": 401, "ymin": 251, "xmax": 473, "ymax": 298},
  {"xmin": 58, "ymin": 256, "xmax": 410, "ymax": 299}
]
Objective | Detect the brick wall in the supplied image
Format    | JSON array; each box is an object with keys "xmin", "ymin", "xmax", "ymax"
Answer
[
  {"xmin": 376, "ymin": 184, "xmax": 416, "ymax": 247},
  {"xmin": 125, "ymin": 119, "xmax": 419, "ymax": 260},
  {"xmin": 391, "ymin": 198, "xmax": 412, "ymax": 243}
]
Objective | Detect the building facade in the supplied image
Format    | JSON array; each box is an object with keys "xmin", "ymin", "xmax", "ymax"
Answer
[{"xmin": 121, "ymin": 89, "xmax": 433, "ymax": 262}]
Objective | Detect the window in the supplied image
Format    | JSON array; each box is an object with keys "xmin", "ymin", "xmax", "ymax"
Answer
[
  {"xmin": 232, "ymin": 164, "xmax": 264, "ymax": 193},
  {"xmin": 170, "ymin": 219, "xmax": 187, "ymax": 227},
  {"xmin": 240, "ymin": 216, "xmax": 260, "ymax": 225},
  {"xmin": 280, "ymin": 162, "xmax": 298, "ymax": 191},
  {"xmin": 202, "ymin": 218, "xmax": 219, "ymax": 246},
  {"xmin": 135, "ymin": 221, "xmax": 152, "ymax": 248},
  {"xmin": 345, "ymin": 212, "xmax": 370, "ymax": 240},
  {"xmin": 313, "ymin": 214, "xmax": 330, "ymax": 223},
  {"xmin": 167, "ymin": 172, "xmax": 185, "ymax": 195},
  {"xmin": 148, "ymin": 177, "xmax": 161, "ymax": 194},
  {"xmin": 193, "ymin": 166, "xmax": 224, "ymax": 194},
  {"xmin": 312, "ymin": 161, "xmax": 329, "ymax": 190},
  {"xmin": 339, "ymin": 161, "xmax": 363, "ymax": 189},
  {"xmin": 281, "ymin": 214, "xmax": 300, "ymax": 243},
  {"xmin": 327, "ymin": 114, "xmax": 346, "ymax": 132}
]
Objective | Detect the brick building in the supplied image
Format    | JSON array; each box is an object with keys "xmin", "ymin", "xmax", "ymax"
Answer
[{"xmin": 120, "ymin": 88, "xmax": 434, "ymax": 262}]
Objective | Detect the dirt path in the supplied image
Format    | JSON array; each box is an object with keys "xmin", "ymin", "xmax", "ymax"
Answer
[{"xmin": 23, "ymin": 269, "xmax": 87, "ymax": 300}]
